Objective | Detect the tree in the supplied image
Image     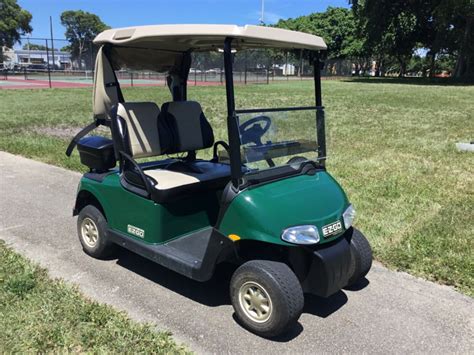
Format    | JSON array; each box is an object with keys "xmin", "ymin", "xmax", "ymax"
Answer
[
  {"xmin": 22, "ymin": 43, "xmax": 47, "ymax": 51},
  {"xmin": 274, "ymin": 7, "xmax": 370, "ymax": 75},
  {"xmin": 0, "ymin": 0, "xmax": 32, "ymax": 62},
  {"xmin": 60, "ymin": 10, "xmax": 108, "ymax": 69},
  {"xmin": 351, "ymin": 0, "xmax": 474, "ymax": 80},
  {"xmin": 275, "ymin": 7, "xmax": 359, "ymax": 60},
  {"xmin": 431, "ymin": 0, "xmax": 474, "ymax": 79},
  {"xmin": 350, "ymin": 0, "xmax": 424, "ymax": 77}
]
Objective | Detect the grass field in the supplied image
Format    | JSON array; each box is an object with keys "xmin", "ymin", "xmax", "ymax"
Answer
[
  {"xmin": 0, "ymin": 241, "xmax": 187, "ymax": 353},
  {"xmin": 0, "ymin": 78, "xmax": 473, "ymax": 304}
]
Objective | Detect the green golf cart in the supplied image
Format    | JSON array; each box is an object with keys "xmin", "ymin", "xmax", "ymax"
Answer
[{"xmin": 67, "ymin": 24, "xmax": 372, "ymax": 337}]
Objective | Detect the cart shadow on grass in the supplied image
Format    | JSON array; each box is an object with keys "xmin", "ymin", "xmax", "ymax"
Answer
[{"xmin": 114, "ymin": 247, "xmax": 369, "ymax": 340}]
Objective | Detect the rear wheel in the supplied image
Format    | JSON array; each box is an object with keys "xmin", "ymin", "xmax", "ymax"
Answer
[
  {"xmin": 77, "ymin": 205, "xmax": 116, "ymax": 259},
  {"xmin": 347, "ymin": 228, "xmax": 372, "ymax": 286},
  {"xmin": 230, "ymin": 260, "xmax": 304, "ymax": 338}
]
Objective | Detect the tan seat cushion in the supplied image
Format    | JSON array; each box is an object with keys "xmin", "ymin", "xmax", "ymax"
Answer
[{"xmin": 144, "ymin": 169, "xmax": 200, "ymax": 190}]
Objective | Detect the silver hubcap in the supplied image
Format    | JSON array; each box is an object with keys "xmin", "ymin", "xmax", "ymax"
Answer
[
  {"xmin": 238, "ymin": 281, "xmax": 273, "ymax": 323},
  {"xmin": 81, "ymin": 217, "xmax": 99, "ymax": 248}
]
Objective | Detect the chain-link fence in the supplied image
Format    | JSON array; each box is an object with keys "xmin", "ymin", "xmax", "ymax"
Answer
[
  {"xmin": 1, "ymin": 37, "xmax": 98, "ymax": 87},
  {"xmin": 1, "ymin": 38, "xmax": 353, "ymax": 88}
]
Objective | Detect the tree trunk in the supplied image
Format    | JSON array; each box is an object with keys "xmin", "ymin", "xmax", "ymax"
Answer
[
  {"xmin": 354, "ymin": 62, "xmax": 360, "ymax": 76},
  {"xmin": 362, "ymin": 59, "xmax": 369, "ymax": 75},
  {"xmin": 454, "ymin": 16, "xmax": 473, "ymax": 79},
  {"xmin": 398, "ymin": 57, "xmax": 406, "ymax": 77},
  {"xmin": 77, "ymin": 39, "xmax": 85, "ymax": 70},
  {"xmin": 379, "ymin": 58, "xmax": 385, "ymax": 77},
  {"xmin": 428, "ymin": 51, "xmax": 436, "ymax": 78}
]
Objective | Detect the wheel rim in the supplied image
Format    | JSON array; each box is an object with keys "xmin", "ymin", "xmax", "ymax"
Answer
[
  {"xmin": 238, "ymin": 281, "xmax": 273, "ymax": 323},
  {"xmin": 81, "ymin": 217, "xmax": 99, "ymax": 248}
]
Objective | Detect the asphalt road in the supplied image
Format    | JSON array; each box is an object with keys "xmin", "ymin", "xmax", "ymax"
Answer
[{"xmin": 1, "ymin": 151, "xmax": 473, "ymax": 353}]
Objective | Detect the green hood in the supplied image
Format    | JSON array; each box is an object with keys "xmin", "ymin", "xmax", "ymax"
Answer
[{"xmin": 219, "ymin": 171, "xmax": 350, "ymax": 245}]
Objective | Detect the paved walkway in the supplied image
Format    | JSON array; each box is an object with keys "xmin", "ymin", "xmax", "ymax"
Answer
[{"xmin": 0, "ymin": 151, "xmax": 472, "ymax": 353}]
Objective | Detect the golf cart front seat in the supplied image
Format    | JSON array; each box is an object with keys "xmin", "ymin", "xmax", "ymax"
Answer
[{"xmin": 111, "ymin": 101, "xmax": 232, "ymax": 203}]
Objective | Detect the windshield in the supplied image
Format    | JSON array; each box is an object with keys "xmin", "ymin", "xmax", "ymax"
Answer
[
  {"xmin": 236, "ymin": 108, "xmax": 319, "ymax": 172},
  {"xmin": 217, "ymin": 47, "xmax": 324, "ymax": 179}
]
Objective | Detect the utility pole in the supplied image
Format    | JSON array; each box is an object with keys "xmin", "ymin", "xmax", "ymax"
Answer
[
  {"xmin": 27, "ymin": 34, "xmax": 31, "ymax": 64},
  {"xmin": 259, "ymin": 0, "xmax": 265, "ymax": 25},
  {"xmin": 49, "ymin": 16, "xmax": 55, "ymax": 69}
]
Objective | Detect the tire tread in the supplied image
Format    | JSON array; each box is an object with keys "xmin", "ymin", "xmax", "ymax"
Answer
[{"xmin": 230, "ymin": 260, "xmax": 304, "ymax": 337}]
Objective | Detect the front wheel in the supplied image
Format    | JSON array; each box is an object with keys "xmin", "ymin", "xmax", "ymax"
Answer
[
  {"xmin": 346, "ymin": 228, "xmax": 373, "ymax": 286},
  {"xmin": 230, "ymin": 260, "xmax": 304, "ymax": 338}
]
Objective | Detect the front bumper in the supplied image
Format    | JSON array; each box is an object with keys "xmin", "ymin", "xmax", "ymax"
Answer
[{"xmin": 301, "ymin": 233, "xmax": 352, "ymax": 297}]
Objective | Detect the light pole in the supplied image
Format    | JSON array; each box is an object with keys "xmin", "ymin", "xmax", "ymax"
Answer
[{"xmin": 259, "ymin": 0, "xmax": 265, "ymax": 25}]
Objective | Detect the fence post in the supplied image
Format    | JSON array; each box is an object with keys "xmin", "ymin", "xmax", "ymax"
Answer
[
  {"xmin": 266, "ymin": 58, "xmax": 270, "ymax": 85},
  {"xmin": 300, "ymin": 49, "xmax": 303, "ymax": 80},
  {"xmin": 244, "ymin": 51, "xmax": 248, "ymax": 84},
  {"xmin": 50, "ymin": 16, "xmax": 55, "ymax": 70},
  {"xmin": 272, "ymin": 59, "xmax": 275, "ymax": 81},
  {"xmin": 130, "ymin": 71, "xmax": 134, "ymax": 87},
  {"xmin": 45, "ymin": 39, "xmax": 52, "ymax": 88},
  {"xmin": 195, "ymin": 69, "xmax": 197, "ymax": 86}
]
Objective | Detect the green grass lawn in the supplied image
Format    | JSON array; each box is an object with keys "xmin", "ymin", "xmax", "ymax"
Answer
[
  {"xmin": 0, "ymin": 241, "xmax": 187, "ymax": 353},
  {"xmin": 0, "ymin": 79, "xmax": 473, "ymax": 304}
]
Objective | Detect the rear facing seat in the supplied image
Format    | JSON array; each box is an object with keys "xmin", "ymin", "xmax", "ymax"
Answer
[{"xmin": 111, "ymin": 100, "xmax": 232, "ymax": 203}]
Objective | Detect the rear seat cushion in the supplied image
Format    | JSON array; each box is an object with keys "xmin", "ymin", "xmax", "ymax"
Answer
[
  {"xmin": 144, "ymin": 169, "xmax": 200, "ymax": 190},
  {"xmin": 140, "ymin": 161, "xmax": 233, "ymax": 203},
  {"xmin": 161, "ymin": 101, "xmax": 214, "ymax": 153}
]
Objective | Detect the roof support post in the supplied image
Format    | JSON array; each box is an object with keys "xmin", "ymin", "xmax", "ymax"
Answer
[
  {"xmin": 223, "ymin": 37, "xmax": 242, "ymax": 188},
  {"xmin": 314, "ymin": 51, "xmax": 326, "ymax": 166}
]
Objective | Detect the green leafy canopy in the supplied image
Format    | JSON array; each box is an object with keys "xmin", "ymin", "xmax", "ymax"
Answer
[
  {"xmin": 60, "ymin": 10, "xmax": 109, "ymax": 65},
  {"xmin": 0, "ymin": 0, "xmax": 32, "ymax": 61}
]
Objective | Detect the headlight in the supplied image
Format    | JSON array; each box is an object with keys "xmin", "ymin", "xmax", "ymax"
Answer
[
  {"xmin": 343, "ymin": 204, "xmax": 356, "ymax": 229},
  {"xmin": 281, "ymin": 225, "xmax": 320, "ymax": 245}
]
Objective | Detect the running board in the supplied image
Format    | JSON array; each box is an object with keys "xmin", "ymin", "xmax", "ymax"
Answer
[{"xmin": 107, "ymin": 227, "xmax": 235, "ymax": 281}]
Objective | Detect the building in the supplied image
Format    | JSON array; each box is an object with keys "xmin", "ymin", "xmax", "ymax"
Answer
[{"xmin": 1, "ymin": 47, "xmax": 72, "ymax": 69}]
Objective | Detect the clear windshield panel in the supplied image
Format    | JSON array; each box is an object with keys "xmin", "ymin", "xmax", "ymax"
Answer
[{"xmin": 237, "ymin": 109, "xmax": 318, "ymax": 171}]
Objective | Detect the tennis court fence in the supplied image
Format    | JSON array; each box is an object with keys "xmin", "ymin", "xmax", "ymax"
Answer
[{"xmin": 1, "ymin": 37, "xmax": 353, "ymax": 88}]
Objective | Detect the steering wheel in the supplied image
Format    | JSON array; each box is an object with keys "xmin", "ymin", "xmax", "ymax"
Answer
[{"xmin": 239, "ymin": 115, "xmax": 272, "ymax": 146}]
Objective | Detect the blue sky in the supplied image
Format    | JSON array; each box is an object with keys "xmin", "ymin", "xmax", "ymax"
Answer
[{"xmin": 19, "ymin": 0, "xmax": 349, "ymax": 39}]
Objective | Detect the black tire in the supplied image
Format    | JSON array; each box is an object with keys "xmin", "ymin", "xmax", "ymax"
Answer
[
  {"xmin": 347, "ymin": 228, "xmax": 373, "ymax": 286},
  {"xmin": 77, "ymin": 205, "xmax": 116, "ymax": 259},
  {"xmin": 230, "ymin": 260, "xmax": 304, "ymax": 338}
]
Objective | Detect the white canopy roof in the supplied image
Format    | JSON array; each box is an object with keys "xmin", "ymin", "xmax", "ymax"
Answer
[{"xmin": 94, "ymin": 24, "xmax": 327, "ymax": 51}]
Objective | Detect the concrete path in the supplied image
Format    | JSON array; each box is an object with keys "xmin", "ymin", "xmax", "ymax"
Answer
[{"xmin": 1, "ymin": 151, "xmax": 472, "ymax": 353}]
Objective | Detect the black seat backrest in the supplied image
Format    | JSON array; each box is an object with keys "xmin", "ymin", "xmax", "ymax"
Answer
[{"xmin": 160, "ymin": 101, "xmax": 214, "ymax": 154}]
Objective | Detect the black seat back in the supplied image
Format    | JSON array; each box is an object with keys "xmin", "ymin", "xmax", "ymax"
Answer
[{"xmin": 160, "ymin": 101, "xmax": 214, "ymax": 154}]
